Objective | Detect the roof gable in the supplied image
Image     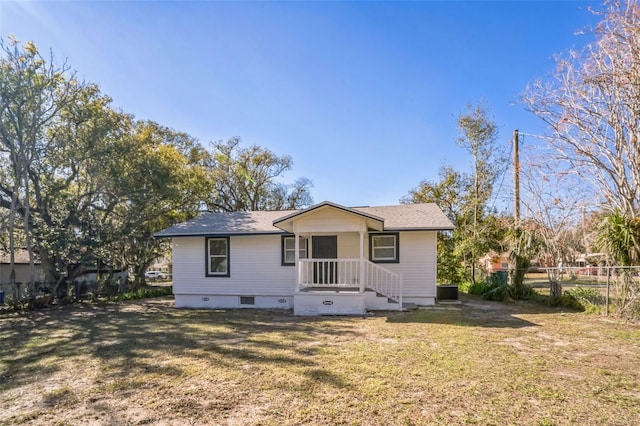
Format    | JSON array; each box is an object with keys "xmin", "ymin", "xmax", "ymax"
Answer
[{"xmin": 273, "ymin": 201, "xmax": 384, "ymax": 233}]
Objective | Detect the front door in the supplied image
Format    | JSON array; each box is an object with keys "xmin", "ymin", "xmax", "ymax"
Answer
[{"xmin": 312, "ymin": 236, "xmax": 338, "ymax": 284}]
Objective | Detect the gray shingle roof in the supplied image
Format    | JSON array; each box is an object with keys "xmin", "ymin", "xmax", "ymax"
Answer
[
  {"xmin": 356, "ymin": 204, "xmax": 454, "ymax": 230},
  {"xmin": 155, "ymin": 202, "xmax": 453, "ymax": 237},
  {"xmin": 155, "ymin": 210, "xmax": 295, "ymax": 237}
]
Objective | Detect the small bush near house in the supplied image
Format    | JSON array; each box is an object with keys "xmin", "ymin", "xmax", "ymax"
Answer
[
  {"xmin": 461, "ymin": 274, "xmax": 502, "ymax": 296},
  {"xmin": 464, "ymin": 273, "xmax": 517, "ymax": 301},
  {"xmin": 466, "ymin": 279, "xmax": 500, "ymax": 296},
  {"xmin": 456, "ymin": 281, "xmax": 472, "ymax": 293},
  {"xmin": 112, "ymin": 286, "xmax": 173, "ymax": 302}
]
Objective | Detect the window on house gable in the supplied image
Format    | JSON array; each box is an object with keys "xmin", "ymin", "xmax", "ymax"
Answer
[
  {"xmin": 206, "ymin": 237, "xmax": 230, "ymax": 277},
  {"xmin": 369, "ymin": 233, "xmax": 399, "ymax": 263},
  {"xmin": 282, "ymin": 235, "xmax": 308, "ymax": 266}
]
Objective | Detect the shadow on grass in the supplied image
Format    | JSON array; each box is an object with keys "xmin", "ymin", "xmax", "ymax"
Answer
[
  {"xmin": 386, "ymin": 295, "xmax": 545, "ymax": 328},
  {"xmin": 385, "ymin": 308, "xmax": 539, "ymax": 328},
  {"xmin": 0, "ymin": 299, "xmax": 361, "ymax": 395}
]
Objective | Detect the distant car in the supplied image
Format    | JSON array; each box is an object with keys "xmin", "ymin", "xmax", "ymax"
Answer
[
  {"xmin": 145, "ymin": 271, "xmax": 168, "ymax": 281},
  {"xmin": 578, "ymin": 266, "xmax": 598, "ymax": 276}
]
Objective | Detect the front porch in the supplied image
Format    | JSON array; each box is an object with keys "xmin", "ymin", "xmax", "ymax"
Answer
[
  {"xmin": 272, "ymin": 202, "xmax": 407, "ymax": 315},
  {"xmin": 293, "ymin": 258, "xmax": 404, "ymax": 315}
]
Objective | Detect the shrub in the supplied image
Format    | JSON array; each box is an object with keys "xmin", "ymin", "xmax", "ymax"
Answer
[
  {"xmin": 467, "ymin": 280, "xmax": 499, "ymax": 296},
  {"xmin": 567, "ymin": 287, "xmax": 604, "ymax": 314},
  {"xmin": 550, "ymin": 292, "xmax": 585, "ymax": 311},
  {"xmin": 568, "ymin": 286, "xmax": 604, "ymax": 305},
  {"xmin": 112, "ymin": 286, "xmax": 173, "ymax": 302},
  {"xmin": 483, "ymin": 284, "xmax": 507, "ymax": 301},
  {"xmin": 457, "ymin": 281, "xmax": 473, "ymax": 293},
  {"xmin": 548, "ymin": 287, "xmax": 604, "ymax": 313}
]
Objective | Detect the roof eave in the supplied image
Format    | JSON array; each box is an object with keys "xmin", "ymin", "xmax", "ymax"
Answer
[
  {"xmin": 382, "ymin": 226, "xmax": 455, "ymax": 232},
  {"xmin": 154, "ymin": 230, "xmax": 286, "ymax": 238}
]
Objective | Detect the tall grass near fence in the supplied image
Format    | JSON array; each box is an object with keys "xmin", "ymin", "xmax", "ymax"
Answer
[{"xmin": 526, "ymin": 267, "xmax": 640, "ymax": 321}]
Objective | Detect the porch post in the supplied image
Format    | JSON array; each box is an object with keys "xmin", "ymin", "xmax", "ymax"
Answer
[
  {"xmin": 359, "ymin": 230, "xmax": 365, "ymax": 293},
  {"xmin": 294, "ymin": 232, "xmax": 300, "ymax": 291}
]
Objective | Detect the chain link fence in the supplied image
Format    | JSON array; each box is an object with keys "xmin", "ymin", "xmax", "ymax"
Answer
[
  {"xmin": 525, "ymin": 266, "xmax": 640, "ymax": 320},
  {"xmin": 0, "ymin": 276, "xmax": 130, "ymax": 309}
]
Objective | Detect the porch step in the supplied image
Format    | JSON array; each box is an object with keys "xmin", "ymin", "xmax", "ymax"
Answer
[
  {"xmin": 365, "ymin": 288, "xmax": 399, "ymax": 303},
  {"xmin": 298, "ymin": 286, "xmax": 360, "ymax": 293},
  {"xmin": 298, "ymin": 287, "xmax": 405, "ymax": 311}
]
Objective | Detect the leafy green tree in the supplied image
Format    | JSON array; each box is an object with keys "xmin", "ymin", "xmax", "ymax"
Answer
[
  {"xmin": 0, "ymin": 36, "xmax": 86, "ymax": 297},
  {"xmin": 456, "ymin": 102, "xmax": 505, "ymax": 284},
  {"xmin": 0, "ymin": 38, "xmax": 212, "ymax": 301},
  {"xmin": 402, "ymin": 167, "xmax": 469, "ymax": 284},
  {"xmin": 403, "ymin": 165, "xmax": 506, "ymax": 285},
  {"xmin": 113, "ymin": 121, "xmax": 211, "ymax": 287},
  {"xmin": 596, "ymin": 211, "xmax": 640, "ymax": 266},
  {"xmin": 205, "ymin": 137, "xmax": 313, "ymax": 212},
  {"xmin": 404, "ymin": 103, "xmax": 505, "ymax": 286},
  {"xmin": 1, "ymin": 38, "xmax": 314, "ymax": 306}
]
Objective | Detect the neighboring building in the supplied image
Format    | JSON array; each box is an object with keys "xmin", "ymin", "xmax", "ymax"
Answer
[
  {"xmin": 480, "ymin": 251, "xmax": 509, "ymax": 274},
  {"xmin": 0, "ymin": 249, "xmax": 45, "ymax": 284},
  {"xmin": 575, "ymin": 253, "xmax": 607, "ymax": 267},
  {"xmin": 156, "ymin": 201, "xmax": 453, "ymax": 315}
]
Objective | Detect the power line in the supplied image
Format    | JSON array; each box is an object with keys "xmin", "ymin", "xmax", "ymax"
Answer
[{"xmin": 488, "ymin": 134, "xmax": 513, "ymax": 212}]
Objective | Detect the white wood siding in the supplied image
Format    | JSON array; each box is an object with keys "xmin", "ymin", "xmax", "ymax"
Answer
[
  {"xmin": 172, "ymin": 235, "xmax": 295, "ymax": 296},
  {"xmin": 172, "ymin": 230, "xmax": 437, "ymax": 300},
  {"xmin": 377, "ymin": 231, "xmax": 437, "ymax": 298},
  {"xmin": 337, "ymin": 233, "xmax": 360, "ymax": 258},
  {"xmin": 294, "ymin": 208, "xmax": 366, "ymax": 233}
]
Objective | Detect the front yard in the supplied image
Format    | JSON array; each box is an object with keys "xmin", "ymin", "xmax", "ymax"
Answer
[{"xmin": 1, "ymin": 296, "xmax": 639, "ymax": 425}]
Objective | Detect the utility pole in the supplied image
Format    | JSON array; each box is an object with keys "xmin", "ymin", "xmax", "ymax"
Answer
[{"xmin": 513, "ymin": 129, "xmax": 520, "ymax": 226}]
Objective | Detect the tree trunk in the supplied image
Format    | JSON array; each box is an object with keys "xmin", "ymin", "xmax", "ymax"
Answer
[
  {"xmin": 133, "ymin": 264, "xmax": 147, "ymax": 291},
  {"xmin": 23, "ymin": 162, "xmax": 36, "ymax": 299},
  {"xmin": 8, "ymin": 181, "xmax": 18, "ymax": 302},
  {"xmin": 508, "ymin": 253, "xmax": 530, "ymax": 300}
]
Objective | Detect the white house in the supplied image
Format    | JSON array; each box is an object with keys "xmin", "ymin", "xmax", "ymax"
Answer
[{"xmin": 155, "ymin": 201, "xmax": 453, "ymax": 315}]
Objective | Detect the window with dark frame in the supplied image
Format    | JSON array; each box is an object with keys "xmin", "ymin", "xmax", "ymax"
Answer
[
  {"xmin": 206, "ymin": 237, "xmax": 230, "ymax": 277},
  {"xmin": 369, "ymin": 233, "xmax": 399, "ymax": 263},
  {"xmin": 281, "ymin": 235, "xmax": 308, "ymax": 266}
]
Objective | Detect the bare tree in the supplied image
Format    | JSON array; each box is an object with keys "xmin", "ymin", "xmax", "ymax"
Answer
[
  {"xmin": 523, "ymin": 0, "xmax": 640, "ymax": 219},
  {"xmin": 519, "ymin": 144, "xmax": 595, "ymax": 267}
]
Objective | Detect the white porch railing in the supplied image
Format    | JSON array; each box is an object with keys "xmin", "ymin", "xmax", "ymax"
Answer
[
  {"xmin": 298, "ymin": 258, "xmax": 362, "ymax": 288},
  {"xmin": 364, "ymin": 260, "xmax": 402, "ymax": 305},
  {"xmin": 297, "ymin": 259, "xmax": 403, "ymax": 305}
]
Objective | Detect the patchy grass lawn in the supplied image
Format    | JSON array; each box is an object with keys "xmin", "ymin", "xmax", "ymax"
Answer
[{"xmin": 1, "ymin": 296, "xmax": 639, "ymax": 425}]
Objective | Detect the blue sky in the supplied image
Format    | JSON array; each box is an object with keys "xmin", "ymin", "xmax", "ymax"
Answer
[{"xmin": 0, "ymin": 0, "xmax": 599, "ymax": 209}]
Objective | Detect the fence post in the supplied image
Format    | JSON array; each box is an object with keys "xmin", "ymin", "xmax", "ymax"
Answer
[{"xmin": 605, "ymin": 266, "xmax": 610, "ymax": 317}]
